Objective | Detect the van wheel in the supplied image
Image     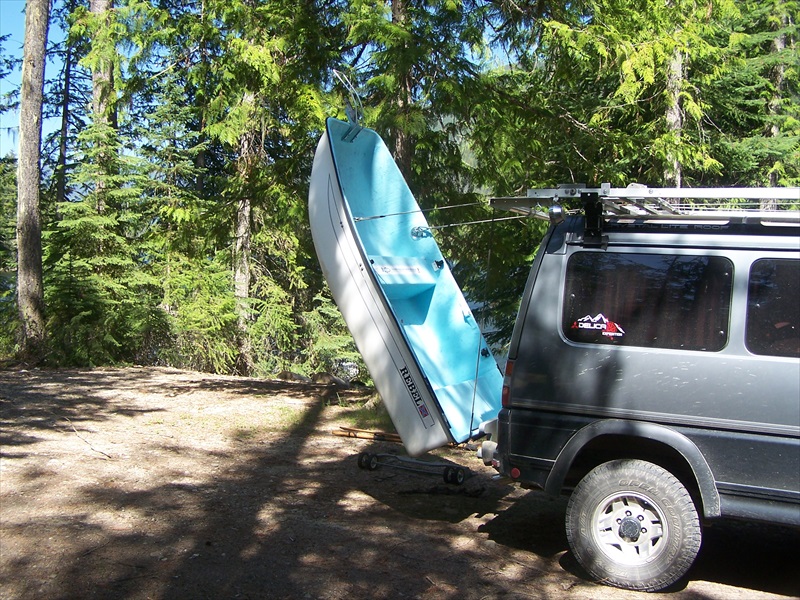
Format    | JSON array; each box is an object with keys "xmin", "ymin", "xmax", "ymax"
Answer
[{"xmin": 565, "ymin": 459, "xmax": 701, "ymax": 592}]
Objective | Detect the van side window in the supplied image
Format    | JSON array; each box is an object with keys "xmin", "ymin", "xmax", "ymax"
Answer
[
  {"xmin": 746, "ymin": 259, "xmax": 800, "ymax": 358},
  {"xmin": 563, "ymin": 252, "xmax": 733, "ymax": 351}
]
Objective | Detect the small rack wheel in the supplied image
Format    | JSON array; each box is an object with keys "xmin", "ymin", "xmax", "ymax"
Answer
[
  {"xmin": 357, "ymin": 452, "xmax": 371, "ymax": 470},
  {"xmin": 443, "ymin": 466, "xmax": 466, "ymax": 485},
  {"xmin": 443, "ymin": 466, "xmax": 454, "ymax": 484},
  {"xmin": 366, "ymin": 453, "xmax": 380, "ymax": 471},
  {"xmin": 452, "ymin": 467, "xmax": 466, "ymax": 485}
]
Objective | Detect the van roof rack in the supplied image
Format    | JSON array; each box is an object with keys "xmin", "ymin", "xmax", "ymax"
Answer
[{"xmin": 491, "ymin": 184, "xmax": 800, "ymax": 223}]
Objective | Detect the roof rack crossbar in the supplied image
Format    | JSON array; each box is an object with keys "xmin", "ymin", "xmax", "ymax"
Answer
[
  {"xmin": 521, "ymin": 185, "xmax": 800, "ymax": 201},
  {"xmin": 490, "ymin": 184, "xmax": 800, "ymax": 220}
]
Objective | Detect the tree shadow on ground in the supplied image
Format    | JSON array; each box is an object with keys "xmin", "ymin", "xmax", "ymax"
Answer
[
  {"xmin": 0, "ymin": 367, "xmax": 349, "ymax": 456},
  {"xmin": 35, "ymin": 402, "xmax": 525, "ymax": 598},
  {"xmin": 3, "ymin": 369, "xmax": 799, "ymax": 599},
  {"xmin": 3, "ymin": 369, "xmax": 528, "ymax": 599},
  {"xmin": 0, "ymin": 368, "xmax": 166, "ymax": 453},
  {"xmin": 478, "ymin": 490, "xmax": 569, "ymax": 557}
]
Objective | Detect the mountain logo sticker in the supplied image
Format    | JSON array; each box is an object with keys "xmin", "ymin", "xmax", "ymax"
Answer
[{"xmin": 572, "ymin": 313, "xmax": 626, "ymax": 339}]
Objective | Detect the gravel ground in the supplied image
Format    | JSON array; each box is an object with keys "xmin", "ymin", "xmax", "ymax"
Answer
[{"xmin": 1, "ymin": 367, "xmax": 798, "ymax": 600}]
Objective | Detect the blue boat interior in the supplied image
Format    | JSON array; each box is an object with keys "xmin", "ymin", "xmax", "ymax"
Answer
[{"xmin": 326, "ymin": 118, "xmax": 503, "ymax": 442}]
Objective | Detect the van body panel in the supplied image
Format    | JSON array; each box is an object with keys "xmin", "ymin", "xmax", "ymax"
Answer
[{"xmin": 500, "ymin": 215, "xmax": 800, "ymax": 526}]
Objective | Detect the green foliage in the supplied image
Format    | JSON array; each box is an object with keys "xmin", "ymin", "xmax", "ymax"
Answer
[
  {"xmin": 7, "ymin": 0, "xmax": 796, "ymax": 372},
  {"xmin": 0, "ymin": 157, "xmax": 17, "ymax": 358},
  {"xmin": 158, "ymin": 253, "xmax": 240, "ymax": 373},
  {"xmin": 44, "ymin": 240, "xmax": 170, "ymax": 366},
  {"xmin": 300, "ymin": 293, "xmax": 367, "ymax": 382},
  {"xmin": 249, "ymin": 274, "xmax": 299, "ymax": 376},
  {"xmin": 697, "ymin": 0, "xmax": 800, "ymax": 186},
  {"xmin": 473, "ymin": 0, "xmax": 797, "ymax": 189},
  {"xmin": 43, "ymin": 180, "xmax": 167, "ymax": 365},
  {"xmin": 344, "ymin": 400, "xmax": 396, "ymax": 432}
]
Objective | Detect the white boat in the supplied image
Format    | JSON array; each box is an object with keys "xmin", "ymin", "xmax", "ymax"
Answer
[{"xmin": 309, "ymin": 117, "xmax": 502, "ymax": 456}]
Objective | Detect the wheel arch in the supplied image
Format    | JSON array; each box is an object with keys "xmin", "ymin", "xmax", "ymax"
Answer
[{"xmin": 545, "ymin": 419, "xmax": 721, "ymax": 518}]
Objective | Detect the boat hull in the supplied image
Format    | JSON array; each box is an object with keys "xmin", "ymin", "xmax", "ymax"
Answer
[{"xmin": 309, "ymin": 118, "xmax": 502, "ymax": 456}]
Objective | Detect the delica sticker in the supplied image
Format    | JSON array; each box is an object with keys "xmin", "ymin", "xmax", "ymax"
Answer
[{"xmin": 572, "ymin": 313, "xmax": 626, "ymax": 339}]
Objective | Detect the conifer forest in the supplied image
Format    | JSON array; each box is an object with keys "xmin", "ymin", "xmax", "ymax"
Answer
[{"xmin": 2, "ymin": 0, "xmax": 798, "ymax": 376}]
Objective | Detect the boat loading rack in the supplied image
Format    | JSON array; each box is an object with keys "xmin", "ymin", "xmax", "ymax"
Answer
[{"xmin": 357, "ymin": 452, "xmax": 469, "ymax": 485}]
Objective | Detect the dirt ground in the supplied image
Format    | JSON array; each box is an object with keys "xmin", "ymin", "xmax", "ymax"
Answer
[{"xmin": 1, "ymin": 367, "xmax": 798, "ymax": 600}]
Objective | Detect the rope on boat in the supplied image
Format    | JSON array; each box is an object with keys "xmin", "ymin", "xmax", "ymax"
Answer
[
  {"xmin": 333, "ymin": 69, "xmax": 364, "ymax": 126},
  {"xmin": 353, "ymin": 201, "xmax": 485, "ymax": 222},
  {"xmin": 410, "ymin": 214, "xmax": 528, "ymax": 238},
  {"xmin": 468, "ymin": 207, "xmax": 500, "ymax": 438},
  {"xmin": 423, "ymin": 214, "xmax": 529, "ymax": 231}
]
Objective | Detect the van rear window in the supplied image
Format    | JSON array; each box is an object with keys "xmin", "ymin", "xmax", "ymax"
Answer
[
  {"xmin": 746, "ymin": 259, "xmax": 800, "ymax": 358},
  {"xmin": 563, "ymin": 252, "xmax": 732, "ymax": 351}
]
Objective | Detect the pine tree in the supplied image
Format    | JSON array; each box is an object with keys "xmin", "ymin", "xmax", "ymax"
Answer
[
  {"xmin": 16, "ymin": 0, "xmax": 794, "ymax": 374},
  {"xmin": 0, "ymin": 157, "xmax": 17, "ymax": 357},
  {"xmin": 16, "ymin": 0, "xmax": 51, "ymax": 362},
  {"xmin": 0, "ymin": 35, "xmax": 20, "ymax": 357},
  {"xmin": 700, "ymin": 0, "xmax": 799, "ymax": 187},
  {"xmin": 42, "ymin": 0, "xmax": 168, "ymax": 365},
  {"xmin": 43, "ymin": 0, "xmax": 90, "ymax": 207},
  {"xmin": 191, "ymin": 0, "xmax": 337, "ymax": 374}
]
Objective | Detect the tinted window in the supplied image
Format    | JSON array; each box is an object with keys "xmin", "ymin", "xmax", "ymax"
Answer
[
  {"xmin": 563, "ymin": 252, "xmax": 732, "ymax": 351},
  {"xmin": 746, "ymin": 259, "xmax": 800, "ymax": 358}
]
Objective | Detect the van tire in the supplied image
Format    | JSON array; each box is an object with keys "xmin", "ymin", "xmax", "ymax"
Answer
[{"xmin": 565, "ymin": 459, "xmax": 701, "ymax": 591}]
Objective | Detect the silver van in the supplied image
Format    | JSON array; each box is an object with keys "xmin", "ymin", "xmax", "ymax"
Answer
[{"xmin": 484, "ymin": 185, "xmax": 800, "ymax": 591}]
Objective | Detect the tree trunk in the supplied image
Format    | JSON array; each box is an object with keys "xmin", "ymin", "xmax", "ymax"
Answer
[
  {"xmin": 195, "ymin": 16, "xmax": 209, "ymax": 198},
  {"xmin": 234, "ymin": 189, "xmax": 252, "ymax": 374},
  {"xmin": 56, "ymin": 32, "xmax": 72, "ymax": 205},
  {"xmin": 234, "ymin": 124, "xmax": 256, "ymax": 375},
  {"xmin": 90, "ymin": 0, "xmax": 115, "ymax": 212},
  {"xmin": 765, "ymin": 13, "xmax": 787, "ymax": 203},
  {"xmin": 664, "ymin": 46, "xmax": 683, "ymax": 188},
  {"xmin": 16, "ymin": 0, "xmax": 51, "ymax": 361},
  {"xmin": 90, "ymin": 0, "xmax": 114, "ymax": 123},
  {"xmin": 391, "ymin": 0, "xmax": 414, "ymax": 180}
]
